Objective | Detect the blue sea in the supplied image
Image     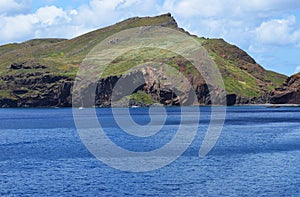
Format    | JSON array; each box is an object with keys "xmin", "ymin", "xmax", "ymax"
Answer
[{"xmin": 0, "ymin": 107, "xmax": 299, "ymax": 196}]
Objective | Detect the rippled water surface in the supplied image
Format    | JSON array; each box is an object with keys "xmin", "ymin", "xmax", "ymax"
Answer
[{"xmin": 0, "ymin": 107, "xmax": 299, "ymax": 196}]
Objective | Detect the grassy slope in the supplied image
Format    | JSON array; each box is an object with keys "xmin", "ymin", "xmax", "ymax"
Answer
[
  {"xmin": 200, "ymin": 38, "xmax": 287, "ymax": 97},
  {"xmin": 0, "ymin": 14, "xmax": 177, "ymax": 76},
  {"xmin": 0, "ymin": 13, "xmax": 287, "ymax": 100}
]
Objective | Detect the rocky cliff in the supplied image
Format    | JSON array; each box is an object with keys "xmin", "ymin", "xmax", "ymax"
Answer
[
  {"xmin": 270, "ymin": 73, "xmax": 300, "ymax": 104},
  {"xmin": 0, "ymin": 63, "xmax": 73, "ymax": 107}
]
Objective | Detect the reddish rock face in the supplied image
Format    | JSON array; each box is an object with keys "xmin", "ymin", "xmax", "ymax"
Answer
[{"xmin": 271, "ymin": 73, "xmax": 300, "ymax": 104}]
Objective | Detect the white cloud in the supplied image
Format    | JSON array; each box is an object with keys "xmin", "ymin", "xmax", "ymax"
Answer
[
  {"xmin": 73, "ymin": 0, "xmax": 159, "ymax": 28},
  {"xmin": 73, "ymin": 0, "xmax": 124, "ymax": 26},
  {"xmin": 36, "ymin": 6, "xmax": 68, "ymax": 26},
  {"xmin": 93, "ymin": 0, "xmax": 123, "ymax": 9},
  {"xmin": 163, "ymin": 0, "xmax": 226, "ymax": 18},
  {"xmin": 118, "ymin": 0, "xmax": 139, "ymax": 8},
  {"xmin": 0, "ymin": 0, "xmax": 297, "ymax": 49},
  {"xmin": 0, "ymin": 5, "xmax": 79, "ymax": 43},
  {"xmin": 160, "ymin": 0, "xmax": 300, "ymax": 51},
  {"xmin": 0, "ymin": 14, "xmax": 37, "ymax": 41},
  {"xmin": 1, "ymin": 0, "xmax": 299, "ymax": 49},
  {"xmin": 0, "ymin": 0, "xmax": 31, "ymax": 16},
  {"xmin": 295, "ymin": 66, "xmax": 300, "ymax": 73},
  {"xmin": 256, "ymin": 16, "xmax": 300, "ymax": 46}
]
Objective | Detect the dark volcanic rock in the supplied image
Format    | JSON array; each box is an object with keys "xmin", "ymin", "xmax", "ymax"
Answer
[
  {"xmin": 13, "ymin": 89, "xmax": 28, "ymax": 95},
  {"xmin": 0, "ymin": 72, "xmax": 73, "ymax": 107},
  {"xmin": 271, "ymin": 91, "xmax": 300, "ymax": 104},
  {"xmin": 1, "ymin": 65, "xmax": 248, "ymax": 108},
  {"xmin": 0, "ymin": 98, "xmax": 18, "ymax": 108},
  {"xmin": 235, "ymin": 96, "xmax": 249, "ymax": 104},
  {"xmin": 10, "ymin": 62, "xmax": 47, "ymax": 70},
  {"xmin": 226, "ymin": 94, "xmax": 237, "ymax": 106}
]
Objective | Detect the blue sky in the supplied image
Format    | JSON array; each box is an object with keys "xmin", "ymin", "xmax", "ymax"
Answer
[{"xmin": 1, "ymin": 0, "xmax": 300, "ymax": 76}]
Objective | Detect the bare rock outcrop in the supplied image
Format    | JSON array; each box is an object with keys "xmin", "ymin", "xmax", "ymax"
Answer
[{"xmin": 271, "ymin": 73, "xmax": 300, "ymax": 104}]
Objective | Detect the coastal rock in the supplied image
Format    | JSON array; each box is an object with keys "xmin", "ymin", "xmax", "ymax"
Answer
[
  {"xmin": 270, "ymin": 73, "xmax": 300, "ymax": 104},
  {"xmin": 226, "ymin": 94, "xmax": 237, "ymax": 106},
  {"xmin": 0, "ymin": 72, "xmax": 73, "ymax": 107},
  {"xmin": 0, "ymin": 98, "xmax": 17, "ymax": 108}
]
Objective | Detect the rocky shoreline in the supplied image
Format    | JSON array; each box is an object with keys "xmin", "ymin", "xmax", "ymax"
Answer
[{"xmin": 0, "ymin": 68, "xmax": 298, "ymax": 108}]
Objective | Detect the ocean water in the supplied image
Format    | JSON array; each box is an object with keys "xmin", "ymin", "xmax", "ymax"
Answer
[{"xmin": 0, "ymin": 107, "xmax": 299, "ymax": 196}]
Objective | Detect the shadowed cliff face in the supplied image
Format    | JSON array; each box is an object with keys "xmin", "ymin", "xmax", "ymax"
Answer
[
  {"xmin": 0, "ymin": 64, "xmax": 227, "ymax": 108},
  {"xmin": 72, "ymin": 67, "xmax": 213, "ymax": 108},
  {"xmin": 0, "ymin": 13, "xmax": 293, "ymax": 107},
  {"xmin": 271, "ymin": 73, "xmax": 300, "ymax": 104},
  {"xmin": 0, "ymin": 69, "xmax": 73, "ymax": 107}
]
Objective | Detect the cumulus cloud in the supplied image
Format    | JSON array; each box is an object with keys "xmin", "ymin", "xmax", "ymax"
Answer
[
  {"xmin": 73, "ymin": 0, "xmax": 159, "ymax": 28},
  {"xmin": 256, "ymin": 16, "xmax": 300, "ymax": 46},
  {"xmin": 3, "ymin": 0, "xmax": 298, "ymax": 46},
  {"xmin": 36, "ymin": 6, "xmax": 69, "ymax": 26},
  {"xmin": 1, "ymin": 0, "xmax": 300, "ymax": 46},
  {"xmin": 0, "ymin": 5, "xmax": 78, "ymax": 43},
  {"xmin": 163, "ymin": 0, "xmax": 226, "ymax": 18},
  {"xmin": 160, "ymin": 0, "xmax": 300, "ymax": 51},
  {"xmin": 0, "ymin": 14, "xmax": 37, "ymax": 41},
  {"xmin": 73, "ymin": 0, "xmax": 123, "ymax": 27}
]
